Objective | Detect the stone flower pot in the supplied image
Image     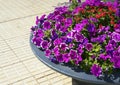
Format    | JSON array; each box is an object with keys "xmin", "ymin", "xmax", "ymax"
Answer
[{"xmin": 30, "ymin": 35, "xmax": 120, "ymax": 85}]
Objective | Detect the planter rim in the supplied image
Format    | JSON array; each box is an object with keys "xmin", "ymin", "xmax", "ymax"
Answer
[{"xmin": 30, "ymin": 35, "xmax": 120, "ymax": 85}]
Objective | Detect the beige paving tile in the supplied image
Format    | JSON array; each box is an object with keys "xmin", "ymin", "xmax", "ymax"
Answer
[
  {"xmin": 13, "ymin": 45, "xmax": 35, "ymax": 61},
  {"xmin": 0, "ymin": 50, "xmax": 20, "ymax": 67},
  {"xmin": 63, "ymin": 78, "xmax": 72, "ymax": 85},
  {"xmin": 0, "ymin": 16, "xmax": 35, "ymax": 39},
  {"xmin": 0, "ymin": 36, "xmax": 3, "ymax": 41},
  {"xmin": 12, "ymin": 77, "xmax": 39, "ymax": 85},
  {"xmin": 37, "ymin": 77, "xmax": 48, "ymax": 84},
  {"xmin": 39, "ymin": 81, "xmax": 50, "ymax": 85},
  {"xmin": 0, "ymin": 68, "xmax": 10, "ymax": 85},
  {"xmin": 5, "ymin": 35, "xmax": 28, "ymax": 49},
  {"xmin": 0, "ymin": 40, "xmax": 11, "ymax": 53},
  {"xmin": 47, "ymin": 73, "xmax": 58, "ymax": 79},
  {"xmin": 2, "ymin": 62, "xmax": 32, "ymax": 84},
  {"xmin": 0, "ymin": 0, "xmax": 67, "ymax": 22},
  {"xmin": 23, "ymin": 58, "xmax": 50, "ymax": 76}
]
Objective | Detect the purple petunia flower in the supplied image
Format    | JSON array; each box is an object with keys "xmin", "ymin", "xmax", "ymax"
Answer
[
  {"xmin": 75, "ymin": 55, "xmax": 82, "ymax": 65},
  {"xmin": 86, "ymin": 0, "xmax": 101, "ymax": 6},
  {"xmin": 111, "ymin": 56, "xmax": 120, "ymax": 68},
  {"xmin": 43, "ymin": 21, "xmax": 51, "ymax": 30},
  {"xmin": 74, "ymin": 23, "xmax": 85, "ymax": 32},
  {"xmin": 51, "ymin": 30, "xmax": 58, "ymax": 40},
  {"xmin": 86, "ymin": 43, "xmax": 93, "ymax": 51},
  {"xmin": 69, "ymin": 50, "xmax": 77, "ymax": 60},
  {"xmin": 81, "ymin": 19, "xmax": 89, "ymax": 24},
  {"xmin": 55, "ymin": 15, "xmax": 64, "ymax": 22},
  {"xmin": 55, "ymin": 6, "xmax": 68, "ymax": 14},
  {"xmin": 108, "ymin": 40, "xmax": 117, "ymax": 48},
  {"xmin": 91, "ymin": 34, "xmax": 106, "ymax": 43},
  {"xmin": 68, "ymin": 43, "xmax": 74, "ymax": 48},
  {"xmin": 66, "ymin": 38, "xmax": 72, "ymax": 44},
  {"xmin": 77, "ymin": 45, "xmax": 84, "ymax": 55},
  {"xmin": 116, "ymin": 8, "xmax": 120, "ymax": 17},
  {"xmin": 40, "ymin": 40, "xmax": 49, "ymax": 49},
  {"xmin": 62, "ymin": 53, "xmax": 70, "ymax": 63},
  {"xmin": 36, "ymin": 15, "xmax": 46, "ymax": 25},
  {"xmin": 37, "ymin": 29, "xmax": 44, "ymax": 38},
  {"xmin": 82, "ymin": 38, "xmax": 89, "ymax": 45},
  {"xmin": 89, "ymin": 17, "xmax": 98, "ymax": 22},
  {"xmin": 65, "ymin": 18, "xmax": 72, "ymax": 27},
  {"xmin": 53, "ymin": 46, "xmax": 60, "ymax": 56},
  {"xmin": 60, "ymin": 43, "xmax": 68, "ymax": 51},
  {"xmin": 53, "ymin": 38, "xmax": 62, "ymax": 46},
  {"xmin": 75, "ymin": 33, "xmax": 84, "ymax": 42},
  {"xmin": 31, "ymin": 26, "xmax": 37, "ymax": 32},
  {"xmin": 55, "ymin": 22, "xmax": 61, "ymax": 30},
  {"xmin": 105, "ymin": 44, "xmax": 114, "ymax": 51},
  {"xmin": 87, "ymin": 24, "xmax": 95, "ymax": 33},
  {"xmin": 104, "ymin": 26, "xmax": 110, "ymax": 32},
  {"xmin": 32, "ymin": 37, "xmax": 42, "ymax": 47},
  {"xmin": 47, "ymin": 13, "xmax": 55, "ymax": 20},
  {"xmin": 91, "ymin": 64, "xmax": 102, "ymax": 77},
  {"xmin": 45, "ymin": 49, "xmax": 51, "ymax": 57},
  {"xmin": 98, "ymin": 34, "xmax": 107, "ymax": 43},
  {"xmin": 91, "ymin": 37, "xmax": 98, "ymax": 43},
  {"xmin": 56, "ymin": 54, "xmax": 64, "ymax": 62},
  {"xmin": 112, "ymin": 32, "xmax": 120, "ymax": 42},
  {"xmin": 99, "ymin": 54, "xmax": 111, "ymax": 61},
  {"xmin": 59, "ymin": 26, "xmax": 68, "ymax": 33},
  {"xmin": 67, "ymin": 31, "xmax": 76, "ymax": 38}
]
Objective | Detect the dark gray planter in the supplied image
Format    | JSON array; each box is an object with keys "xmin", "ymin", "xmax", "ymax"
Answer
[{"xmin": 30, "ymin": 35, "xmax": 120, "ymax": 85}]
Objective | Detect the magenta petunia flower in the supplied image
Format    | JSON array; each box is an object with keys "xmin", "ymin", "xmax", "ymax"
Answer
[
  {"xmin": 65, "ymin": 18, "xmax": 72, "ymax": 27},
  {"xmin": 111, "ymin": 56, "xmax": 120, "ymax": 68},
  {"xmin": 37, "ymin": 29, "xmax": 44, "ymax": 38},
  {"xmin": 53, "ymin": 46, "xmax": 60, "ymax": 56},
  {"xmin": 60, "ymin": 43, "xmax": 68, "ymax": 51},
  {"xmin": 53, "ymin": 38, "xmax": 62, "ymax": 46},
  {"xmin": 112, "ymin": 32, "xmax": 120, "ymax": 42},
  {"xmin": 75, "ymin": 55, "xmax": 82, "ymax": 65},
  {"xmin": 74, "ymin": 23, "xmax": 85, "ymax": 32},
  {"xmin": 32, "ymin": 37, "xmax": 42, "ymax": 47},
  {"xmin": 45, "ymin": 49, "xmax": 51, "ymax": 57},
  {"xmin": 36, "ymin": 15, "xmax": 46, "ymax": 25},
  {"xmin": 56, "ymin": 54, "xmax": 64, "ymax": 62},
  {"xmin": 75, "ymin": 33, "xmax": 84, "ymax": 42},
  {"xmin": 62, "ymin": 53, "xmax": 70, "ymax": 63},
  {"xmin": 69, "ymin": 50, "xmax": 77, "ymax": 60},
  {"xmin": 43, "ymin": 21, "xmax": 51, "ymax": 30},
  {"xmin": 105, "ymin": 44, "xmax": 114, "ymax": 51},
  {"xmin": 86, "ymin": 43, "xmax": 93, "ymax": 51},
  {"xmin": 40, "ymin": 40, "xmax": 49, "ymax": 49},
  {"xmin": 87, "ymin": 24, "xmax": 95, "ymax": 33},
  {"xmin": 99, "ymin": 54, "xmax": 111, "ymax": 61},
  {"xmin": 91, "ymin": 64, "xmax": 102, "ymax": 77}
]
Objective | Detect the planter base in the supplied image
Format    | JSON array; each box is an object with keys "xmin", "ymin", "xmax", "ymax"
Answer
[{"xmin": 72, "ymin": 79, "xmax": 101, "ymax": 85}]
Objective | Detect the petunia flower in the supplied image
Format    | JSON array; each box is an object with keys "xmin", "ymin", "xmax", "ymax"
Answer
[
  {"xmin": 45, "ymin": 49, "xmax": 51, "ymax": 58},
  {"xmin": 91, "ymin": 64, "xmax": 102, "ymax": 77},
  {"xmin": 74, "ymin": 23, "xmax": 85, "ymax": 32},
  {"xmin": 43, "ymin": 21, "xmax": 51, "ymax": 30},
  {"xmin": 86, "ymin": 43, "xmax": 93, "ymax": 51},
  {"xmin": 69, "ymin": 50, "xmax": 77, "ymax": 60},
  {"xmin": 62, "ymin": 53, "xmax": 70, "ymax": 63},
  {"xmin": 40, "ymin": 40, "xmax": 49, "ymax": 49}
]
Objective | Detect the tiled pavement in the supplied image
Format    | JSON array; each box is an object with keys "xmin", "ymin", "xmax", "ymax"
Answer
[{"xmin": 0, "ymin": 0, "xmax": 72, "ymax": 85}]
